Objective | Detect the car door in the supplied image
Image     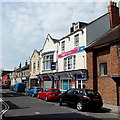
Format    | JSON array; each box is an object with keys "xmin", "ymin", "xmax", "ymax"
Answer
[
  {"xmin": 72, "ymin": 90, "xmax": 82, "ymax": 104},
  {"xmin": 62, "ymin": 89, "xmax": 74, "ymax": 103},
  {"xmin": 28, "ymin": 87, "xmax": 34, "ymax": 95}
]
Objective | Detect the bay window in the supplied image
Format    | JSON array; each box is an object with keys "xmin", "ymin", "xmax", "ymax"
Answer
[{"xmin": 43, "ymin": 54, "xmax": 54, "ymax": 70}]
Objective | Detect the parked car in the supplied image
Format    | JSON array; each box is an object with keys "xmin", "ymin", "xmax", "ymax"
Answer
[
  {"xmin": 59, "ymin": 89, "xmax": 103, "ymax": 111},
  {"xmin": 9, "ymin": 85, "xmax": 15, "ymax": 91},
  {"xmin": 26, "ymin": 86, "xmax": 42, "ymax": 97},
  {"xmin": 13, "ymin": 83, "xmax": 26, "ymax": 92},
  {"xmin": 2, "ymin": 84, "xmax": 10, "ymax": 89},
  {"xmin": 37, "ymin": 88, "xmax": 61, "ymax": 101}
]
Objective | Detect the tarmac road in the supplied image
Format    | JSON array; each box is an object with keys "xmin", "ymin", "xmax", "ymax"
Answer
[{"xmin": 2, "ymin": 89, "xmax": 119, "ymax": 120}]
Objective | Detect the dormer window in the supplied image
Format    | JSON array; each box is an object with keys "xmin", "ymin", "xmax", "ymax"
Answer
[{"xmin": 75, "ymin": 23, "xmax": 79, "ymax": 31}]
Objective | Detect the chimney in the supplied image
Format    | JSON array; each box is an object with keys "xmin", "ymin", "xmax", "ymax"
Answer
[
  {"xmin": 70, "ymin": 22, "xmax": 75, "ymax": 33},
  {"xmin": 72, "ymin": 22, "xmax": 75, "ymax": 27},
  {"xmin": 108, "ymin": 1, "xmax": 120, "ymax": 29},
  {"xmin": 19, "ymin": 63, "xmax": 21, "ymax": 68}
]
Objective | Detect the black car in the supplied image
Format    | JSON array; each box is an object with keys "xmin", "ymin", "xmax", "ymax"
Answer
[{"xmin": 59, "ymin": 89, "xmax": 103, "ymax": 111}]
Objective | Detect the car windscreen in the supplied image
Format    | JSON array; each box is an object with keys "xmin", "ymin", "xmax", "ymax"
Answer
[
  {"xmin": 50, "ymin": 90, "xmax": 60, "ymax": 92},
  {"xmin": 85, "ymin": 90, "xmax": 100, "ymax": 96}
]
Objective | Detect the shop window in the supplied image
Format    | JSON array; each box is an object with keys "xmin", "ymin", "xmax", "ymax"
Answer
[
  {"xmin": 100, "ymin": 63, "xmax": 107, "ymax": 76},
  {"xmin": 64, "ymin": 55, "xmax": 76, "ymax": 70},
  {"xmin": 74, "ymin": 34, "xmax": 79, "ymax": 48},
  {"xmin": 43, "ymin": 54, "xmax": 54, "ymax": 70},
  {"xmin": 118, "ymin": 42, "xmax": 120, "ymax": 56}
]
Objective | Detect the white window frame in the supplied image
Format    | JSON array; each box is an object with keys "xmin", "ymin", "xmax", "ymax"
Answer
[
  {"xmin": 64, "ymin": 55, "xmax": 76, "ymax": 71},
  {"xmin": 43, "ymin": 54, "xmax": 54, "ymax": 70},
  {"xmin": 61, "ymin": 41, "xmax": 65, "ymax": 53},
  {"xmin": 74, "ymin": 34, "xmax": 79, "ymax": 48},
  {"xmin": 75, "ymin": 23, "xmax": 79, "ymax": 31},
  {"xmin": 100, "ymin": 63, "xmax": 107, "ymax": 76}
]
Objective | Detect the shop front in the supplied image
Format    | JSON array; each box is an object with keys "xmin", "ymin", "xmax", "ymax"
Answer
[
  {"xmin": 29, "ymin": 76, "xmax": 39, "ymax": 88},
  {"xmin": 56, "ymin": 69, "xmax": 87, "ymax": 93},
  {"xmin": 22, "ymin": 76, "xmax": 29, "ymax": 90}
]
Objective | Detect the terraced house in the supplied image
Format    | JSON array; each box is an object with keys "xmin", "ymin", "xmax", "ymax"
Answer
[{"xmin": 32, "ymin": 3, "xmax": 112, "ymax": 93}]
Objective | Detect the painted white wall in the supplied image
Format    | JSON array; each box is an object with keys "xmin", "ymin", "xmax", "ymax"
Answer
[
  {"xmin": 30, "ymin": 50, "xmax": 40, "ymax": 76},
  {"xmin": 58, "ymin": 14, "xmax": 110, "ymax": 72},
  {"xmin": 41, "ymin": 34, "xmax": 59, "ymax": 74},
  {"xmin": 58, "ymin": 28, "xmax": 86, "ymax": 72}
]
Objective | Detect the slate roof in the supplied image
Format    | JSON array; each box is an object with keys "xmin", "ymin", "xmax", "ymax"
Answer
[{"xmin": 86, "ymin": 24, "xmax": 120, "ymax": 50}]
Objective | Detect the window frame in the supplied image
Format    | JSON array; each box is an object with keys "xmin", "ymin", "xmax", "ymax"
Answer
[
  {"xmin": 43, "ymin": 54, "xmax": 54, "ymax": 70},
  {"xmin": 100, "ymin": 63, "xmax": 107, "ymax": 76},
  {"xmin": 63, "ymin": 55, "xmax": 76, "ymax": 71},
  {"xmin": 61, "ymin": 41, "xmax": 65, "ymax": 53},
  {"xmin": 74, "ymin": 34, "xmax": 79, "ymax": 48}
]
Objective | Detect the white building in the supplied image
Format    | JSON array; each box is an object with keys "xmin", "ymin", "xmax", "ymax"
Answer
[
  {"xmin": 37, "ymin": 13, "xmax": 110, "ymax": 92},
  {"xmin": 57, "ymin": 13, "xmax": 110, "ymax": 92}
]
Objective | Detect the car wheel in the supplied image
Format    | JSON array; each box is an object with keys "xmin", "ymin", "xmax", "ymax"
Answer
[
  {"xmin": 45, "ymin": 96, "xmax": 48, "ymax": 101},
  {"xmin": 76, "ymin": 101, "xmax": 83, "ymax": 111},
  {"xmin": 32, "ymin": 94, "xmax": 35, "ymax": 97},
  {"xmin": 59, "ymin": 97, "xmax": 63, "ymax": 106},
  {"xmin": 37, "ymin": 94, "xmax": 40, "ymax": 99},
  {"xmin": 26, "ymin": 92, "xmax": 28, "ymax": 96}
]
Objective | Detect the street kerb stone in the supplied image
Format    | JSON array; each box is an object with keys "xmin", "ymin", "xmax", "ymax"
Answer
[{"xmin": 118, "ymin": 106, "xmax": 120, "ymax": 120}]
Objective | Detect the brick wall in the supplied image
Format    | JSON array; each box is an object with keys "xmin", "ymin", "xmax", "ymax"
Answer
[{"xmin": 86, "ymin": 42, "xmax": 120, "ymax": 106}]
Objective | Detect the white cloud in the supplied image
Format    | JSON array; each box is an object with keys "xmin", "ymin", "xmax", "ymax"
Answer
[{"xmin": 2, "ymin": 1, "xmax": 110, "ymax": 69}]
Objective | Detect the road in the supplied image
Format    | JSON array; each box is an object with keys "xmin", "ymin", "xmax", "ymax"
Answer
[{"xmin": 1, "ymin": 89, "xmax": 119, "ymax": 120}]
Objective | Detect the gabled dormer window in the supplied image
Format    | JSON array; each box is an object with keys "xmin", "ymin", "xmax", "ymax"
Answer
[
  {"xmin": 75, "ymin": 23, "xmax": 79, "ymax": 31},
  {"xmin": 74, "ymin": 34, "xmax": 79, "ymax": 48},
  {"xmin": 61, "ymin": 41, "xmax": 65, "ymax": 53}
]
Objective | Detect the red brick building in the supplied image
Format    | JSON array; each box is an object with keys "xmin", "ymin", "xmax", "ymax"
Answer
[
  {"xmin": 85, "ymin": 1, "xmax": 120, "ymax": 112},
  {"xmin": 86, "ymin": 2, "xmax": 120, "ymax": 111}
]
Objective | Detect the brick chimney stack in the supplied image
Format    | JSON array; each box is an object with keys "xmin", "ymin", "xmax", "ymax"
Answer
[{"xmin": 108, "ymin": 1, "xmax": 120, "ymax": 29}]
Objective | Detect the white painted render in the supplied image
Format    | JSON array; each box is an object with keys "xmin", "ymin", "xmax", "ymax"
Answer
[
  {"xmin": 57, "ymin": 14, "xmax": 110, "ymax": 72},
  {"xmin": 40, "ymin": 34, "xmax": 59, "ymax": 74},
  {"xmin": 30, "ymin": 50, "xmax": 40, "ymax": 76}
]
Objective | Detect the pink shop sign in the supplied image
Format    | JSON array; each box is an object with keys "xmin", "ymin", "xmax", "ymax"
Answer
[{"xmin": 58, "ymin": 48, "xmax": 78, "ymax": 58}]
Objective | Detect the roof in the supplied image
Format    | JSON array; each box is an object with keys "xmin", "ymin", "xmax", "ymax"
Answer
[
  {"xmin": 86, "ymin": 24, "xmax": 120, "ymax": 50},
  {"xmin": 60, "ymin": 13, "xmax": 109, "ymax": 41}
]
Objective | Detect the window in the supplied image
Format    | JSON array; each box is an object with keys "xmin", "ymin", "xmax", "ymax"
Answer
[
  {"xmin": 64, "ymin": 55, "xmax": 76, "ymax": 70},
  {"xmin": 100, "ymin": 63, "xmax": 107, "ymax": 76},
  {"xmin": 33, "ymin": 63, "xmax": 36, "ymax": 70},
  {"xmin": 74, "ymin": 34, "xmax": 79, "ymax": 47},
  {"xmin": 61, "ymin": 41, "xmax": 65, "ymax": 53},
  {"xmin": 43, "ymin": 54, "xmax": 54, "ymax": 70},
  {"xmin": 37, "ymin": 61, "xmax": 39, "ymax": 70},
  {"xmin": 75, "ymin": 23, "xmax": 79, "ymax": 31},
  {"xmin": 118, "ymin": 42, "xmax": 120, "ymax": 56}
]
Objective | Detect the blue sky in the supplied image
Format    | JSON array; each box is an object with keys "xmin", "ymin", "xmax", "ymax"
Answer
[{"xmin": 1, "ymin": 0, "xmax": 119, "ymax": 70}]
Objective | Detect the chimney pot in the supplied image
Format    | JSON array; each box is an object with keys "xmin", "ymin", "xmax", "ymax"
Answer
[{"xmin": 72, "ymin": 22, "xmax": 75, "ymax": 27}]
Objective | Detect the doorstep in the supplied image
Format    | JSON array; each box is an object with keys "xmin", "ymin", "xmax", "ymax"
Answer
[{"xmin": 103, "ymin": 103, "xmax": 120, "ymax": 114}]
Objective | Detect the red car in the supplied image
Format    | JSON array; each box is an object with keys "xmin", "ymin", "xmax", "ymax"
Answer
[
  {"xmin": 37, "ymin": 88, "xmax": 61, "ymax": 101},
  {"xmin": 2, "ymin": 84, "xmax": 10, "ymax": 89}
]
